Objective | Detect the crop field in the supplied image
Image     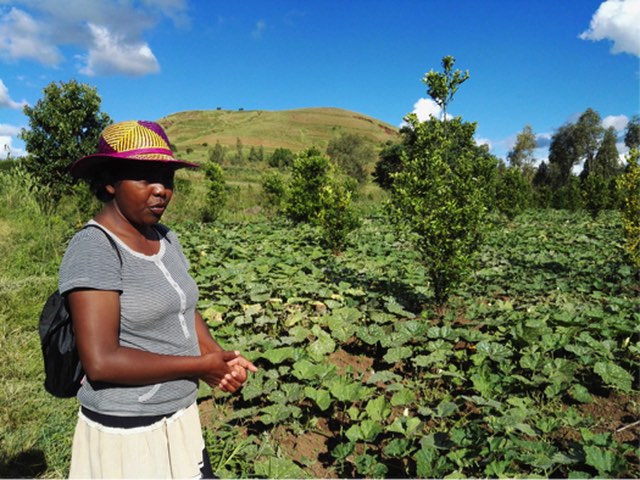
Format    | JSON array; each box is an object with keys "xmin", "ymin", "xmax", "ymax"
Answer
[
  {"xmin": 1, "ymin": 209, "xmax": 638, "ymax": 478},
  {"xmin": 181, "ymin": 210, "xmax": 639, "ymax": 478}
]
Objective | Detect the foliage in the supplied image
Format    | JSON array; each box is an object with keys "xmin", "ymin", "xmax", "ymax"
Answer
[
  {"xmin": 616, "ymin": 148, "xmax": 640, "ymax": 269},
  {"xmin": 20, "ymin": 80, "xmax": 112, "ymax": 213},
  {"xmin": 282, "ymin": 148, "xmax": 359, "ymax": 254},
  {"xmin": 316, "ymin": 180, "xmax": 361, "ymax": 254},
  {"xmin": 582, "ymin": 174, "xmax": 612, "ymax": 219},
  {"xmin": 387, "ymin": 57, "xmax": 490, "ymax": 304},
  {"xmin": 202, "ymin": 161, "xmax": 227, "ymax": 222},
  {"xmin": 326, "ymin": 132, "xmax": 375, "ymax": 184},
  {"xmin": 423, "ymin": 55, "xmax": 469, "ymax": 120},
  {"xmin": 261, "ymin": 171, "xmax": 288, "ymax": 212},
  {"xmin": 372, "ymin": 141, "xmax": 404, "ymax": 190},
  {"xmin": 494, "ymin": 165, "xmax": 531, "ymax": 220},
  {"xmin": 624, "ymin": 115, "xmax": 640, "ymax": 150},
  {"xmin": 248, "ymin": 146, "xmax": 265, "ymax": 163},
  {"xmin": 388, "ymin": 115, "xmax": 487, "ymax": 304},
  {"xmin": 208, "ymin": 141, "xmax": 226, "ymax": 165},
  {"xmin": 268, "ymin": 147, "xmax": 295, "ymax": 169},
  {"xmin": 507, "ymin": 124, "xmax": 537, "ymax": 177},
  {"xmin": 175, "ymin": 210, "xmax": 638, "ymax": 479},
  {"xmin": 582, "ymin": 126, "xmax": 620, "ymax": 181}
]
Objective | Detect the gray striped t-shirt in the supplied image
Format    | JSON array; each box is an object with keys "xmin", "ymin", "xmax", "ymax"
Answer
[{"xmin": 59, "ymin": 220, "xmax": 200, "ymax": 416}]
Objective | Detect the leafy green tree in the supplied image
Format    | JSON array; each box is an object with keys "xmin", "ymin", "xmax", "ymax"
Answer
[
  {"xmin": 494, "ymin": 164, "xmax": 531, "ymax": 220},
  {"xmin": 283, "ymin": 148, "xmax": 359, "ymax": 254},
  {"xmin": 209, "ymin": 141, "xmax": 226, "ymax": 165},
  {"xmin": 624, "ymin": 115, "xmax": 640, "ymax": 150},
  {"xmin": 20, "ymin": 80, "xmax": 112, "ymax": 212},
  {"xmin": 575, "ymin": 108, "xmax": 604, "ymax": 177},
  {"xmin": 261, "ymin": 171, "xmax": 287, "ymax": 213},
  {"xmin": 284, "ymin": 148, "xmax": 333, "ymax": 223},
  {"xmin": 268, "ymin": 147, "xmax": 295, "ymax": 169},
  {"xmin": 372, "ymin": 141, "xmax": 404, "ymax": 190},
  {"xmin": 580, "ymin": 127, "xmax": 620, "ymax": 217},
  {"xmin": 548, "ymin": 123, "xmax": 580, "ymax": 187},
  {"xmin": 507, "ymin": 124, "xmax": 537, "ymax": 179},
  {"xmin": 232, "ymin": 137, "xmax": 244, "ymax": 165},
  {"xmin": 202, "ymin": 160, "xmax": 227, "ymax": 222},
  {"xmin": 316, "ymin": 181, "xmax": 360, "ymax": 254},
  {"xmin": 326, "ymin": 132, "xmax": 375, "ymax": 184},
  {"xmin": 388, "ymin": 56, "xmax": 488, "ymax": 305},
  {"xmin": 423, "ymin": 55, "xmax": 469, "ymax": 121},
  {"xmin": 617, "ymin": 148, "xmax": 640, "ymax": 270},
  {"xmin": 248, "ymin": 145, "xmax": 265, "ymax": 163}
]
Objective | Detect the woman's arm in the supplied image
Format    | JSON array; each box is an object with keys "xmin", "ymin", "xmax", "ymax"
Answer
[{"xmin": 68, "ymin": 289, "xmax": 237, "ymax": 386}]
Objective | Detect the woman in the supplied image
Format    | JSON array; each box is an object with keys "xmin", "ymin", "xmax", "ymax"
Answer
[{"xmin": 59, "ymin": 120, "xmax": 257, "ymax": 478}]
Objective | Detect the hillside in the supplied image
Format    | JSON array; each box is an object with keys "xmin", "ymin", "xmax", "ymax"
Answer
[{"xmin": 159, "ymin": 107, "xmax": 399, "ymax": 163}]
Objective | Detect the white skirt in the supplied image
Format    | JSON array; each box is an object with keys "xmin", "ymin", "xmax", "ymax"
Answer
[{"xmin": 69, "ymin": 402, "xmax": 205, "ymax": 479}]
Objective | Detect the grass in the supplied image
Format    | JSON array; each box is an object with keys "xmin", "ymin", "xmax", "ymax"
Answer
[{"xmin": 161, "ymin": 107, "xmax": 400, "ymax": 164}]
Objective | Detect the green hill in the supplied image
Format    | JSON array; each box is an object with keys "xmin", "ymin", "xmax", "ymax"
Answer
[{"xmin": 159, "ymin": 107, "xmax": 400, "ymax": 163}]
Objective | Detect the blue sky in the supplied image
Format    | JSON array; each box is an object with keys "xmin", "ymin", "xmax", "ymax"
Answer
[{"xmin": 1, "ymin": 0, "xmax": 638, "ymax": 162}]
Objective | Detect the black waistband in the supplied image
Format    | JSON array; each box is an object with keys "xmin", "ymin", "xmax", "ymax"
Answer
[{"xmin": 81, "ymin": 406, "xmax": 174, "ymax": 428}]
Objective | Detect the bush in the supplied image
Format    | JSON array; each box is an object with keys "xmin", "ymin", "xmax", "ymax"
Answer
[
  {"xmin": 617, "ymin": 148, "xmax": 640, "ymax": 269},
  {"xmin": 494, "ymin": 166, "xmax": 531, "ymax": 220},
  {"xmin": 202, "ymin": 161, "xmax": 227, "ymax": 222},
  {"xmin": 261, "ymin": 172, "xmax": 287, "ymax": 212},
  {"xmin": 283, "ymin": 148, "xmax": 359, "ymax": 254},
  {"xmin": 268, "ymin": 148, "xmax": 295, "ymax": 169}
]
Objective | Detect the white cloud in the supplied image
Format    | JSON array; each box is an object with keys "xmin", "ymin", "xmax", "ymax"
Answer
[
  {"xmin": 580, "ymin": 0, "xmax": 640, "ymax": 56},
  {"xmin": 79, "ymin": 23, "xmax": 160, "ymax": 77},
  {"xmin": 0, "ymin": 7, "xmax": 62, "ymax": 65},
  {"xmin": 475, "ymin": 137, "xmax": 492, "ymax": 149},
  {"xmin": 411, "ymin": 98, "xmax": 444, "ymax": 121},
  {"xmin": 0, "ymin": 79, "xmax": 27, "ymax": 109},
  {"xmin": 602, "ymin": 114, "xmax": 629, "ymax": 130},
  {"xmin": 0, "ymin": 1, "xmax": 189, "ymax": 75},
  {"xmin": 0, "ymin": 123, "xmax": 22, "ymax": 137}
]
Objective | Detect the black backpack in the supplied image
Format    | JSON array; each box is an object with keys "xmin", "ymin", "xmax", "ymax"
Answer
[{"xmin": 39, "ymin": 224, "xmax": 121, "ymax": 398}]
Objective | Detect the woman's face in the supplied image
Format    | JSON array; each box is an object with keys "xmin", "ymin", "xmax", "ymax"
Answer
[{"xmin": 106, "ymin": 162, "xmax": 176, "ymax": 226}]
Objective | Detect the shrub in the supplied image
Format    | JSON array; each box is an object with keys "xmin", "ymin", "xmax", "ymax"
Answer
[
  {"xmin": 617, "ymin": 148, "xmax": 640, "ymax": 270},
  {"xmin": 202, "ymin": 161, "xmax": 227, "ymax": 222}
]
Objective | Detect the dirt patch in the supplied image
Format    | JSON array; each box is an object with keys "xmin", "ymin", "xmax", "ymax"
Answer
[
  {"xmin": 272, "ymin": 419, "xmax": 336, "ymax": 478},
  {"xmin": 580, "ymin": 391, "xmax": 640, "ymax": 444},
  {"xmin": 328, "ymin": 348, "xmax": 374, "ymax": 379}
]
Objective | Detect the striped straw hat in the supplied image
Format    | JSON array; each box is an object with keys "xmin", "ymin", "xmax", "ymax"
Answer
[{"xmin": 70, "ymin": 120, "xmax": 199, "ymax": 179}]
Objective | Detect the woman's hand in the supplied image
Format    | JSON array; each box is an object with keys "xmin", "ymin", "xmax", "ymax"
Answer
[{"xmin": 202, "ymin": 351, "xmax": 258, "ymax": 393}]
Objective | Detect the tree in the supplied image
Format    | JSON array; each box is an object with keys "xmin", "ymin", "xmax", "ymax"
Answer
[
  {"xmin": 20, "ymin": 80, "xmax": 112, "ymax": 212},
  {"xmin": 624, "ymin": 115, "xmax": 640, "ymax": 150},
  {"xmin": 616, "ymin": 149, "xmax": 640, "ymax": 270},
  {"xmin": 248, "ymin": 145, "xmax": 264, "ymax": 163},
  {"xmin": 326, "ymin": 132, "xmax": 375, "ymax": 184},
  {"xmin": 268, "ymin": 147, "xmax": 295, "ymax": 169},
  {"xmin": 580, "ymin": 126, "xmax": 620, "ymax": 218},
  {"xmin": 494, "ymin": 164, "xmax": 531, "ymax": 220},
  {"xmin": 548, "ymin": 123, "xmax": 580, "ymax": 187},
  {"xmin": 283, "ymin": 148, "xmax": 359, "ymax": 254},
  {"xmin": 388, "ymin": 56, "xmax": 488, "ymax": 305},
  {"xmin": 424, "ymin": 55, "xmax": 469, "ymax": 121},
  {"xmin": 232, "ymin": 137, "xmax": 244, "ymax": 164},
  {"xmin": 507, "ymin": 124, "xmax": 537, "ymax": 178},
  {"xmin": 372, "ymin": 141, "xmax": 404, "ymax": 190},
  {"xmin": 202, "ymin": 160, "xmax": 227, "ymax": 222},
  {"xmin": 574, "ymin": 108, "xmax": 604, "ymax": 174},
  {"xmin": 591, "ymin": 126, "xmax": 620, "ymax": 179},
  {"xmin": 209, "ymin": 141, "xmax": 226, "ymax": 165}
]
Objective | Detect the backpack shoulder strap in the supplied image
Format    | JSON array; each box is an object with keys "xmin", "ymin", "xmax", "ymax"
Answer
[{"xmin": 82, "ymin": 224, "xmax": 123, "ymax": 268}]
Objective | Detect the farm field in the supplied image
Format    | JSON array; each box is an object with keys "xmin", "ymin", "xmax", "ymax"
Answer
[
  {"xmin": 0, "ymin": 209, "xmax": 638, "ymax": 478},
  {"xmin": 182, "ymin": 210, "xmax": 639, "ymax": 478}
]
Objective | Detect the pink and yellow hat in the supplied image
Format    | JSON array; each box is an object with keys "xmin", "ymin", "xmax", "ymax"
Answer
[{"xmin": 70, "ymin": 120, "xmax": 199, "ymax": 179}]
